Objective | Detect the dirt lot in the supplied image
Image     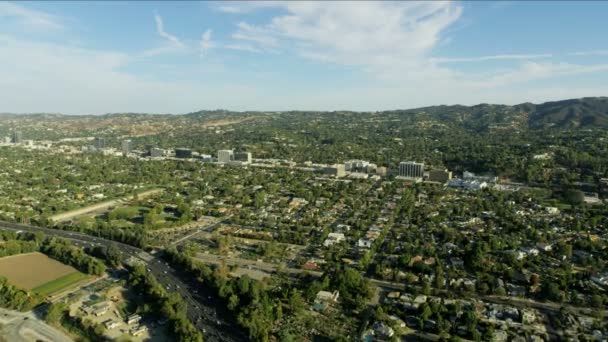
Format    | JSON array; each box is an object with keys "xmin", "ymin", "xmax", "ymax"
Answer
[{"xmin": 0, "ymin": 252, "xmax": 78, "ymax": 290}]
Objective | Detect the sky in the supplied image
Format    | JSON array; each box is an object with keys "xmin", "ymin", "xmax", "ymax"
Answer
[{"xmin": 1, "ymin": 1, "xmax": 607, "ymax": 114}]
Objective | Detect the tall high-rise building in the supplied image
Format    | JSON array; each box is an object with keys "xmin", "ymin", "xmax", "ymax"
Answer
[
  {"xmin": 217, "ymin": 149, "xmax": 234, "ymax": 163},
  {"xmin": 12, "ymin": 130, "xmax": 22, "ymax": 144},
  {"xmin": 234, "ymin": 152, "xmax": 252, "ymax": 163},
  {"xmin": 399, "ymin": 161, "xmax": 424, "ymax": 178},
  {"xmin": 94, "ymin": 137, "xmax": 106, "ymax": 150},
  {"xmin": 122, "ymin": 140, "xmax": 132, "ymax": 156}
]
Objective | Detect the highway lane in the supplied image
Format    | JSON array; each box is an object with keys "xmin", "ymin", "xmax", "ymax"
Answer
[{"xmin": 0, "ymin": 221, "xmax": 246, "ymax": 342}]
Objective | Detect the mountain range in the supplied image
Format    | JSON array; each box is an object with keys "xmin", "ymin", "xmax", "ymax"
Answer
[{"xmin": 2, "ymin": 97, "xmax": 608, "ymax": 131}]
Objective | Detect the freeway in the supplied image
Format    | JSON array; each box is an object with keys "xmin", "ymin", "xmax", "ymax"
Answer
[{"xmin": 0, "ymin": 220, "xmax": 246, "ymax": 342}]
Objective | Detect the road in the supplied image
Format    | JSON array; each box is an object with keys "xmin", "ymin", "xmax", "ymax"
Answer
[
  {"xmin": 171, "ymin": 215, "xmax": 233, "ymax": 246},
  {"xmin": 193, "ymin": 253, "xmax": 323, "ymax": 278},
  {"xmin": 49, "ymin": 188, "xmax": 163, "ymax": 223},
  {"xmin": 192, "ymin": 251, "xmax": 608, "ymax": 321},
  {"xmin": 0, "ymin": 220, "xmax": 246, "ymax": 342},
  {"xmin": 0, "ymin": 307, "xmax": 72, "ymax": 342}
]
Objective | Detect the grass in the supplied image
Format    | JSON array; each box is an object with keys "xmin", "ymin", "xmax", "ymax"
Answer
[
  {"xmin": 106, "ymin": 204, "xmax": 179, "ymax": 229},
  {"xmin": 32, "ymin": 271, "xmax": 90, "ymax": 296}
]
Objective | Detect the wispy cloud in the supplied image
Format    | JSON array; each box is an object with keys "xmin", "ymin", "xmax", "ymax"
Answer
[
  {"xmin": 216, "ymin": 5, "xmax": 246, "ymax": 14},
  {"xmin": 199, "ymin": 29, "xmax": 214, "ymax": 57},
  {"xmin": 224, "ymin": 43, "xmax": 262, "ymax": 53},
  {"xmin": 225, "ymin": 1, "xmax": 463, "ymax": 80},
  {"xmin": 433, "ymin": 53, "xmax": 552, "ymax": 63},
  {"xmin": 0, "ymin": 33, "xmax": 260, "ymax": 114},
  {"xmin": 154, "ymin": 13, "xmax": 183, "ymax": 48},
  {"xmin": 2, "ymin": 1, "xmax": 608, "ymax": 114},
  {"xmin": 214, "ymin": 1, "xmax": 280, "ymax": 14},
  {"xmin": 0, "ymin": 2, "xmax": 63, "ymax": 30},
  {"xmin": 467, "ymin": 61, "xmax": 608, "ymax": 88},
  {"xmin": 232, "ymin": 22, "xmax": 279, "ymax": 50},
  {"xmin": 570, "ymin": 50, "xmax": 608, "ymax": 57}
]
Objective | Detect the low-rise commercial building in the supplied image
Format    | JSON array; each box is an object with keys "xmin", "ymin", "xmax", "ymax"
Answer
[
  {"xmin": 323, "ymin": 164, "xmax": 346, "ymax": 177},
  {"xmin": 428, "ymin": 169, "xmax": 452, "ymax": 183},
  {"xmin": 175, "ymin": 148, "xmax": 193, "ymax": 159}
]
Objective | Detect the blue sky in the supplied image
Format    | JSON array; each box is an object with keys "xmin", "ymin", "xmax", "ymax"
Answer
[{"xmin": 1, "ymin": 1, "xmax": 607, "ymax": 114}]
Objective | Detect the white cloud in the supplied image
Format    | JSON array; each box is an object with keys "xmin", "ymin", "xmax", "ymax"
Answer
[
  {"xmin": 214, "ymin": 1, "xmax": 280, "ymax": 14},
  {"xmin": 200, "ymin": 29, "xmax": 214, "ymax": 57},
  {"xmin": 216, "ymin": 5, "xmax": 244, "ymax": 14},
  {"xmin": 139, "ymin": 45, "xmax": 183, "ymax": 58},
  {"xmin": 227, "ymin": 1, "xmax": 462, "ymax": 80},
  {"xmin": 468, "ymin": 61, "xmax": 608, "ymax": 88},
  {"xmin": 570, "ymin": 50, "xmax": 608, "ymax": 57},
  {"xmin": 0, "ymin": 2, "xmax": 63, "ymax": 30},
  {"xmin": 0, "ymin": 34, "xmax": 259, "ymax": 114},
  {"xmin": 154, "ymin": 13, "xmax": 183, "ymax": 48},
  {"xmin": 2, "ymin": 1, "xmax": 608, "ymax": 115},
  {"xmin": 232, "ymin": 22, "xmax": 279, "ymax": 50},
  {"xmin": 223, "ymin": 2, "xmax": 608, "ymax": 91},
  {"xmin": 433, "ymin": 53, "xmax": 552, "ymax": 63},
  {"xmin": 224, "ymin": 43, "xmax": 262, "ymax": 53}
]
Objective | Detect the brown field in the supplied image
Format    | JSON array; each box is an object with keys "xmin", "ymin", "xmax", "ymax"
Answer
[{"xmin": 0, "ymin": 252, "xmax": 78, "ymax": 290}]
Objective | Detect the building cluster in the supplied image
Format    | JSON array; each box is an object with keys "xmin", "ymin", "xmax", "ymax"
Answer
[
  {"xmin": 1, "ymin": 133, "xmax": 491, "ymax": 192},
  {"xmin": 79, "ymin": 293, "xmax": 150, "ymax": 337},
  {"xmin": 345, "ymin": 159, "xmax": 388, "ymax": 176},
  {"xmin": 2, "ymin": 130, "xmax": 35, "ymax": 147},
  {"xmin": 447, "ymin": 171, "xmax": 497, "ymax": 190}
]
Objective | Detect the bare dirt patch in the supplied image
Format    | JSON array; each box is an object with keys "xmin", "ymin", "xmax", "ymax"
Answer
[{"xmin": 0, "ymin": 252, "xmax": 78, "ymax": 290}]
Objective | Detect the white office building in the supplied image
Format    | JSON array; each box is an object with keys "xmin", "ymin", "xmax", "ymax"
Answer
[
  {"xmin": 217, "ymin": 149, "xmax": 234, "ymax": 163},
  {"xmin": 399, "ymin": 161, "xmax": 424, "ymax": 178},
  {"xmin": 121, "ymin": 140, "xmax": 132, "ymax": 156}
]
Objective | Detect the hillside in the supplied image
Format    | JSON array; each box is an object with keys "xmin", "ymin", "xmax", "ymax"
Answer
[
  {"xmin": 0, "ymin": 97, "xmax": 607, "ymax": 140},
  {"xmin": 396, "ymin": 97, "xmax": 608, "ymax": 130},
  {"xmin": 523, "ymin": 97, "xmax": 608, "ymax": 128}
]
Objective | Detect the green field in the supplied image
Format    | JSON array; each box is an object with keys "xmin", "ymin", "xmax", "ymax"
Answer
[{"xmin": 32, "ymin": 272, "xmax": 90, "ymax": 296}]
